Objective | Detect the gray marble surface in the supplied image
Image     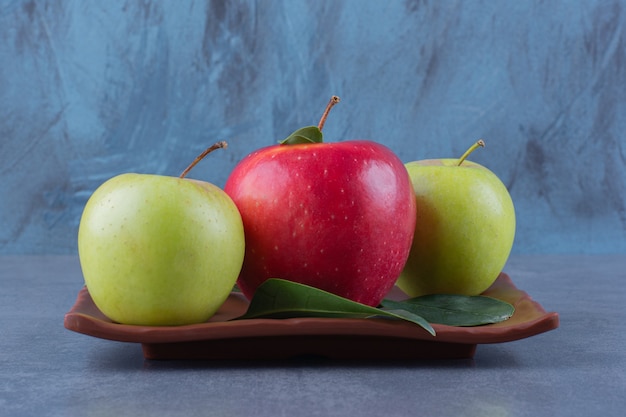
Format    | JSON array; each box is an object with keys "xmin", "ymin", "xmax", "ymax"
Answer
[
  {"xmin": 1, "ymin": 255, "xmax": 624, "ymax": 417},
  {"xmin": 2, "ymin": 1, "xmax": 626, "ymax": 255}
]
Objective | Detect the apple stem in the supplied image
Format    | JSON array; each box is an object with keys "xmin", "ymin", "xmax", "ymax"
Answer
[
  {"xmin": 457, "ymin": 139, "xmax": 485, "ymax": 166},
  {"xmin": 317, "ymin": 95, "xmax": 341, "ymax": 131},
  {"xmin": 179, "ymin": 141, "xmax": 228, "ymax": 179}
]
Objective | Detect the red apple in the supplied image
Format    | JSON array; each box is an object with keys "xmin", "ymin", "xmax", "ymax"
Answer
[{"xmin": 224, "ymin": 97, "xmax": 416, "ymax": 306}]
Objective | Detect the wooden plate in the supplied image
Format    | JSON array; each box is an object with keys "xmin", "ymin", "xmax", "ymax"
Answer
[{"xmin": 64, "ymin": 273, "xmax": 559, "ymax": 360}]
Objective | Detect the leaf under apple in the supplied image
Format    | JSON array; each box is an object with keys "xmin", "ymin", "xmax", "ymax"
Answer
[{"xmin": 233, "ymin": 278, "xmax": 515, "ymax": 334}]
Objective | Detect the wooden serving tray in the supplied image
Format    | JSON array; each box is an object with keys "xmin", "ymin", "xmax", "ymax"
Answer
[{"xmin": 64, "ymin": 273, "xmax": 559, "ymax": 360}]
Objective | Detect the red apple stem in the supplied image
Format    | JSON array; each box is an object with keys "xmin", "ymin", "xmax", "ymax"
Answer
[
  {"xmin": 317, "ymin": 95, "xmax": 341, "ymax": 131},
  {"xmin": 179, "ymin": 141, "xmax": 228, "ymax": 179},
  {"xmin": 457, "ymin": 139, "xmax": 485, "ymax": 166}
]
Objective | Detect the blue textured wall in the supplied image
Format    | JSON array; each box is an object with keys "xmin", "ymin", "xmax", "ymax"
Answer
[{"xmin": 1, "ymin": 0, "xmax": 625, "ymax": 254}]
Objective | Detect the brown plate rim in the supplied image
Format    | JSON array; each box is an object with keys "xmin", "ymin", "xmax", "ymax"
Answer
[{"xmin": 64, "ymin": 272, "xmax": 559, "ymax": 347}]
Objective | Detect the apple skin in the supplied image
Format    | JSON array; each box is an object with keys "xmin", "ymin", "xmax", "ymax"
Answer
[
  {"xmin": 77, "ymin": 173, "xmax": 245, "ymax": 326},
  {"xmin": 396, "ymin": 159, "xmax": 516, "ymax": 297},
  {"xmin": 224, "ymin": 141, "xmax": 417, "ymax": 307}
]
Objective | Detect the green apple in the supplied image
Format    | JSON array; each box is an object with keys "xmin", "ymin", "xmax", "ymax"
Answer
[
  {"xmin": 77, "ymin": 142, "xmax": 245, "ymax": 326},
  {"xmin": 396, "ymin": 140, "xmax": 515, "ymax": 297}
]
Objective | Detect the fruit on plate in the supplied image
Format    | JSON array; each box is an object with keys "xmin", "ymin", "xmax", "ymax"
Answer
[
  {"xmin": 77, "ymin": 142, "xmax": 245, "ymax": 326},
  {"xmin": 396, "ymin": 140, "xmax": 516, "ymax": 297},
  {"xmin": 224, "ymin": 96, "xmax": 417, "ymax": 307}
]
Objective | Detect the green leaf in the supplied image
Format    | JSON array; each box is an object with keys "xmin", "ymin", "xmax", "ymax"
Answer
[
  {"xmin": 279, "ymin": 126, "xmax": 323, "ymax": 145},
  {"xmin": 234, "ymin": 278, "xmax": 435, "ymax": 336},
  {"xmin": 381, "ymin": 294, "xmax": 514, "ymax": 327}
]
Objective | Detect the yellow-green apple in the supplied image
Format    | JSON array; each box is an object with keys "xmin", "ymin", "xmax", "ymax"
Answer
[
  {"xmin": 77, "ymin": 142, "xmax": 245, "ymax": 326},
  {"xmin": 224, "ymin": 97, "xmax": 416, "ymax": 307},
  {"xmin": 397, "ymin": 140, "xmax": 516, "ymax": 297}
]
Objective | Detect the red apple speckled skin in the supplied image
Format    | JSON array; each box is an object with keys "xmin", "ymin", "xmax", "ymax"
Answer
[{"xmin": 224, "ymin": 140, "xmax": 417, "ymax": 306}]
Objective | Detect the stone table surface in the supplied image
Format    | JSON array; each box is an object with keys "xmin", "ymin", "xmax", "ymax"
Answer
[{"xmin": 1, "ymin": 254, "xmax": 624, "ymax": 416}]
